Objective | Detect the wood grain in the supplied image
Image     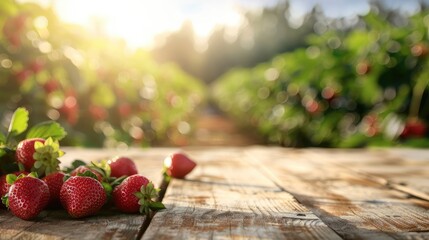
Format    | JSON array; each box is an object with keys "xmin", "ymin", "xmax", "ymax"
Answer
[
  {"xmin": 244, "ymin": 147, "xmax": 429, "ymax": 240},
  {"xmin": 143, "ymin": 148, "xmax": 341, "ymax": 240}
]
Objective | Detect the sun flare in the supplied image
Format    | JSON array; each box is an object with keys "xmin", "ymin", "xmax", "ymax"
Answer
[{"xmin": 40, "ymin": 0, "xmax": 246, "ymax": 49}]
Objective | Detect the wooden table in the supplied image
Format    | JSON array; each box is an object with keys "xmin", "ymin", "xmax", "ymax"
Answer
[{"xmin": 0, "ymin": 147, "xmax": 428, "ymax": 239}]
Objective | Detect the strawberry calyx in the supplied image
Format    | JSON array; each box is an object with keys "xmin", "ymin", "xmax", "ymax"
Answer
[
  {"xmin": 2, "ymin": 172, "xmax": 38, "ymax": 208},
  {"xmin": 32, "ymin": 137, "xmax": 64, "ymax": 177},
  {"xmin": 134, "ymin": 182, "xmax": 166, "ymax": 215}
]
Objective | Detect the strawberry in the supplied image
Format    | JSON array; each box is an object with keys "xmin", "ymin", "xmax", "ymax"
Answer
[
  {"xmin": 0, "ymin": 171, "xmax": 29, "ymax": 207},
  {"xmin": 164, "ymin": 152, "xmax": 197, "ymax": 179},
  {"xmin": 43, "ymin": 171, "xmax": 65, "ymax": 207},
  {"xmin": 16, "ymin": 138, "xmax": 64, "ymax": 177},
  {"xmin": 112, "ymin": 175, "xmax": 165, "ymax": 214},
  {"xmin": 60, "ymin": 176, "xmax": 107, "ymax": 218},
  {"xmin": 4, "ymin": 173, "xmax": 50, "ymax": 220},
  {"xmin": 70, "ymin": 166, "xmax": 103, "ymax": 182},
  {"xmin": 0, "ymin": 175, "xmax": 9, "ymax": 209},
  {"xmin": 108, "ymin": 156, "xmax": 138, "ymax": 178},
  {"xmin": 16, "ymin": 138, "xmax": 45, "ymax": 171}
]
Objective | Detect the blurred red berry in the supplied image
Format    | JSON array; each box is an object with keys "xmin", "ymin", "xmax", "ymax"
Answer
[
  {"xmin": 43, "ymin": 79, "xmax": 60, "ymax": 93},
  {"xmin": 356, "ymin": 61, "xmax": 371, "ymax": 75},
  {"xmin": 400, "ymin": 118, "xmax": 427, "ymax": 138},
  {"xmin": 89, "ymin": 105, "xmax": 108, "ymax": 121},
  {"xmin": 118, "ymin": 103, "xmax": 132, "ymax": 118},
  {"xmin": 411, "ymin": 43, "xmax": 429, "ymax": 57}
]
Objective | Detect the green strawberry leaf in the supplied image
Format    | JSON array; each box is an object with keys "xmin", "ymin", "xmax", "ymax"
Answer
[
  {"xmin": 91, "ymin": 160, "xmax": 110, "ymax": 178},
  {"xmin": 62, "ymin": 159, "xmax": 86, "ymax": 173},
  {"xmin": 135, "ymin": 181, "xmax": 165, "ymax": 215},
  {"xmin": 110, "ymin": 175, "xmax": 127, "ymax": 188},
  {"xmin": 33, "ymin": 137, "xmax": 63, "ymax": 176},
  {"xmin": 1, "ymin": 195, "xmax": 9, "ymax": 208},
  {"xmin": 6, "ymin": 174, "xmax": 17, "ymax": 185},
  {"xmin": 7, "ymin": 107, "xmax": 29, "ymax": 139},
  {"xmin": 102, "ymin": 182, "xmax": 113, "ymax": 196},
  {"xmin": 78, "ymin": 170, "xmax": 99, "ymax": 180},
  {"xmin": 148, "ymin": 201, "xmax": 166, "ymax": 211},
  {"xmin": 63, "ymin": 174, "xmax": 71, "ymax": 182},
  {"xmin": 26, "ymin": 121, "xmax": 67, "ymax": 140}
]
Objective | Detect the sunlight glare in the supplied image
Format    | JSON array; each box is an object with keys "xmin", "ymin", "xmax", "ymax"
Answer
[{"xmin": 49, "ymin": 0, "xmax": 246, "ymax": 49}]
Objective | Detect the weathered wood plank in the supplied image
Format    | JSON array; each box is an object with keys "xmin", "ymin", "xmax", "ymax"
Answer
[
  {"xmin": 0, "ymin": 148, "xmax": 170, "ymax": 240},
  {"xmin": 143, "ymin": 148, "xmax": 341, "ymax": 240},
  {"xmin": 306, "ymin": 148, "xmax": 429, "ymax": 200},
  {"xmin": 244, "ymin": 147, "xmax": 429, "ymax": 240}
]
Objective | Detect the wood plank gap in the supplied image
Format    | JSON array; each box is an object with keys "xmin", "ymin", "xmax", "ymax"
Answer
[{"xmin": 243, "ymin": 150, "xmax": 346, "ymax": 240}]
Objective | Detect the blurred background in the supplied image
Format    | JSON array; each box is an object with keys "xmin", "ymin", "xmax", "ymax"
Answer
[{"xmin": 1, "ymin": 0, "xmax": 429, "ymax": 148}]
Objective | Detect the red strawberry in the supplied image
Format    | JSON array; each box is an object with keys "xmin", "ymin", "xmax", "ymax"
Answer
[
  {"xmin": 112, "ymin": 175, "xmax": 165, "ymax": 214},
  {"xmin": 0, "ymin": 171, "xmax": 29, "ymax": 206},
  {"xmin": 15, "ymin": 138, "xmax": 63, "ymax": 177},
  {"xmin": 0, "ymin": 175, "xmax": 9, "ymax": 209},
  {"xmin": 6, "ymin": 174, "xmax": 50, "ymax": 220},
  {"xmin": 71, "ymin": 166, "xmax": 103, "ymax": 182},
  {"xmin": 60, "ymin": 176, "xmax": 107, "ymax": 218},
  {"xmin": 16, "ymin": 138, "xmax": 45, "ymax": 171},
  {"xmin": 43, "ymin": 171, "xmax": 65, "ymax": 207},
  {"xmin": 164, "ymin": 152, "xmax": 197, "ymax": 179},
  {"xmin": 108, "ymin": 157, "xmax": 138, "ymax": 178}
]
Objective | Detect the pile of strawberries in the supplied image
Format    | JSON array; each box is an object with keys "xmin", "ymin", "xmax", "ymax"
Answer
[
  {"xmin": 0, "ymin": 137, "xmax": 196, "ymax": 220},
  {"xmin": 0, "ymin": 107, "xmax": 197, "ymax": 220}
]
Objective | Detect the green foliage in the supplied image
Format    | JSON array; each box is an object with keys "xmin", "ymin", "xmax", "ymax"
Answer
[
  {"xmin": 213, "ymin": 9, "xmax": 429, "ymax": 148},
  {"xmin": 0, "ymin": 1, "xmax": 206, "ymax": 147}
]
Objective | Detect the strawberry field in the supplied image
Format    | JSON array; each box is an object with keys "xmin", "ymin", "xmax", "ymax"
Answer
[
  {"xmin": 213, "ymin": 10, "xmax": 429, "ymax": 148},
  {"xmin": 0, "ymin": 0, "xmax": 206, "ymax": 148}
]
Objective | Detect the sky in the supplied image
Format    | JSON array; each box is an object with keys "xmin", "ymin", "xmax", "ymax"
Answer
[{"xmin": 20, "ymin": 0, "xmax": 429, "ymax": 49}]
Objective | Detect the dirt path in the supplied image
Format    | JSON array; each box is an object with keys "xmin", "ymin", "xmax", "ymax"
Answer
[{"xmin": 189, "ymin": 104, "xmax": 264, "ymax": 146}]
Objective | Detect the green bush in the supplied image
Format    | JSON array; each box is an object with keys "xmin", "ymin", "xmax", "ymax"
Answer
[{"xmin": 213, "ymin": 10, "xmax": 429, "ymax": 147}]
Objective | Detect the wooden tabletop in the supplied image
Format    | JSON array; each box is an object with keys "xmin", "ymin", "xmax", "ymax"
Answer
[{"xmin": 0, "ymin": 147, "xmax": 428, "ymax": 239}]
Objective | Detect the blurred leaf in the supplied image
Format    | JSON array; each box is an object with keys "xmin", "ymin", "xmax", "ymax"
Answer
[
  {"xmin": 0, "ymin": 133, "xmax": 6, "ymax": 144},
  {"xmin": 91, "ymin": 84, "xmax": 116, "ymax": 108}
]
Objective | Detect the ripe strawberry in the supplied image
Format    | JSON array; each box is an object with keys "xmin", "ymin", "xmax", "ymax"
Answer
[
  {"xmin": 0, "ymin": 175, "xmax": 9, "ymax": 209},
  {"xmin": 70, "ymin": 166, "xmax": 103, "ymax": 182},
  {"xmin": 112, "ymin": 175, "xmax": 165, "ymax": 214},
  {"xmin": 60, "ymin": 176, "xmax": 107, "ymax": 218},
  {"xmin": 5, "ymin": 174, "xmax": 50, "ymax": 220},
  {"xmin": 164, "ymin": 152, "xmax": 197, "ymax": 179},
  {"xmin": 43, "ymin": 171, "xmax": 65, "ymax": 207},
  {"xmin": 108, "ymin": 157, "xmax": 138, "ymax": 178},
  {"xmin": 16, "ymin": 138, "xmax": 45, "ymax": 171},
  {"xmin": 16, "ymin": 138, "xmax": 64, "ymax": 177},
  {"xmin": 0, "ymin": 171, "xmax": 29, "ymax": 207}
]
